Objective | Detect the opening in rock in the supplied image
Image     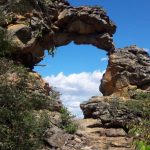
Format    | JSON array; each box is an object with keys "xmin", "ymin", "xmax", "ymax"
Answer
[{"xmin": 34, "ymin": 42, "xmax": 108, "ymax": 118}]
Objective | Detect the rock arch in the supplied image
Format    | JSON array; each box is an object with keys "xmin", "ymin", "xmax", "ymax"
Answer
[
  {"xmin": 3, "ymin": 0, "xmax": 116, "ymax": 66},
  {"xmin": 1, "ymin": 0, "xmax": 150, "ymax": 97}
]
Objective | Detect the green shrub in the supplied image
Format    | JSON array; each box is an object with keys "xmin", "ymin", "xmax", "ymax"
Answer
[
  {"xmin": 0, "ymin": 58, "xmax": 59, "ymax": 150},
  {"xmin": 126, "ymin": 91, "xmax": 150, "ymax": 147},
  {"xmin": 134, "ymin": 140, "xmax": 150, "ymax": 150},
  {"xmin": 64, "ymin": 123, "xmax": 78, "ymax": 135},
  {"xmin": 60, "ymin": 107, "xmax": 78, "ymax": 134},
  {"xmin": 134, "ymin": 92, "xmax": 150, "ymax": 101},
  {"xmin": 0, "ymin": 27, "xmax": 14, "ymax": 57},
  {"xmin": 10, "ymin": 0, "xmax": 33, "ymax": 14},
  {"xmin": 48, "ymin": 47, "xmax": 57, "ymax": 57},
  {"xmin": 127, "ymin": 91, "xmax": 150, "ymax": 120}
]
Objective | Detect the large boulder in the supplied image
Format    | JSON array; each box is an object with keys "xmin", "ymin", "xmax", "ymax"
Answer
[
  {"xmin": 80, "ymin": 96, "xmax": 142, "ymax": 128},
  {"xmin": 44, "ymin": 126, "xmax": 72, "ymax": 149},
  {"xmin": 100, "ymin": 45, "xmax": 150, "ymax": 97}
]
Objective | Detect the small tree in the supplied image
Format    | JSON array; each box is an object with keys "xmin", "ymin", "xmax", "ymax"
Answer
[{"xmin": 60, "ymin": 107, "xmax": 78, "ymax": 134}]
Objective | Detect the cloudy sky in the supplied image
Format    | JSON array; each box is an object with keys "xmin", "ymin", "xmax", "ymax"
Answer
[
  {"xmin": 44, "ymin": 70, "xmax": 105, "ymax": 117},
  {"xmin": 34, "ymin": 0, "xmax": 150, "ymax": 117},
  {"xmin": 35, "ymin": 43, "xmax": 108, "ymax": 117}
]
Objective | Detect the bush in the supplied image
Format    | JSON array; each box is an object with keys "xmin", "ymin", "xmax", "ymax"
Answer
[
  {"xmin": 9, "ymin": 0, "xmax": 33, "ymax": 14},
  {"xmin": 60, "ymin": 107, "xmax": 78, "ymax": 134},
  {"xmin": 126, "ymin": 90, "xmax": 150, "ymax": 148},
  {"xmin": 134, "ymin": 140, "xmax": 150, "ymax": 150},
  {"xmin": 0, "ymin": 27, "xmax": 14, "ymax": 57},
  {"xmin": 0, "ymin": 58, "xmax": 59, "ymax": 150},
  {"xmin": 110, "ymin": 90, "xmax": 150, "ymax": 149}
]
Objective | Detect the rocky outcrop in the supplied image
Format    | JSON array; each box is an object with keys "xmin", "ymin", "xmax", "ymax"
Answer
[
  {"xmin": 100, "ymin": 45, "xmax": 150, "ymax": 97},
  {"xmin": 80, "ymin": 96, "xmax": 141, "ymax": 128},
  {"xmin": 79, "ymin": 95, "xmax": 143, "ymax": 150},
  {"xmin": 0, "ymin": 0, "xmax": 116, "ymax": 68}
]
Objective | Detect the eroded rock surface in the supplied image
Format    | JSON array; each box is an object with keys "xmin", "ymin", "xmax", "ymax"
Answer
[
  {"xmin": 0, "ymin": 0, "xmax": 116, "ymax": 68},
  {"xmin": 80, "ymin": 96, "xmax": 141, "ymax": 128},
  {"xmin": 100, "ymin": 45, "xmax": 150, "ymax": 97}
]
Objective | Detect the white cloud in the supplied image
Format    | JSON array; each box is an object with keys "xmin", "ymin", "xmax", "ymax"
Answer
[
  {"xmin": 100, "ymin": 57, "xmax": 108, "ymax": 61},
  {"xmin": 44, "ymin": 70, "xmax": 105, "ymax": 118}
]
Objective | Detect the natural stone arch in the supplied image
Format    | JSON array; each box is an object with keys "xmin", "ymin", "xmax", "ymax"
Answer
[
  {"xmin": 2, "ymin": 0, "xmax": 150, "ymax": 97},
  {"xmin": 2, "ymin": 0, "xmax": 116, "ymax": 68}
]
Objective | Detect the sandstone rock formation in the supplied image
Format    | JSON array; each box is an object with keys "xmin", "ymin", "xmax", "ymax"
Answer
[
  {"xmin": 0, "ymin": 0, "xmax": 116, "ymax": 68},
  {"xmin": 100, "ymin": 45, "xmax": 150, "ymax": 97},
  {"xmin": 80, "ymin": 96, "xmax": 141, "ymax": 128}
]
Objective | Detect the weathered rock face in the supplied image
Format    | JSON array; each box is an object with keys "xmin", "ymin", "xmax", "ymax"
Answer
[
  {"xmin": 80, "ymin": 96, "xmax": 141, "ymax": 128},
  {"xmin": 0, "ymin": 0, "xmax": 116, "ymax": 68},
  {"xmin": 100, "ymin": 45, "xmax": 150, "ymax": 97},
  {"xmin": 54, "ymin": 6, "xmax": 116, "ymax": 50}
]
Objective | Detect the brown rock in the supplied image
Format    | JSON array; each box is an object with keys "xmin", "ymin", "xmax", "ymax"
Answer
[
  {"xmin": 44, "ymin": 127, "xmax": 71, "ymax": 149},
  {"xmin": 80, "ymin": 96, "xmax": 141, "ymax": 127},
  {"xmin": 105, "ymin": 128, "xmax": 126, "ymax": 137},
  {"xmin": 100, "ymin": 45, "xmax": 150, "ymax": 97},
  {"xmin": 1, "ymin": 0, "xmax": 116, "ymax": 68}
]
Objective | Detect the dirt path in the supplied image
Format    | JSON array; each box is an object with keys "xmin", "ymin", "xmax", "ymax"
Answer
[{"xmin": 62, "ymin": 119, "xmax": 135, "ymax": 150}]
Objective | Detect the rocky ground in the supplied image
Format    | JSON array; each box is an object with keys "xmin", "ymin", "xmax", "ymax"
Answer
[
  {"xmin": 64, "ymin": 118, "xmax": 134, "ymax": 150},
  {"xmin": 43, "ymin": 117, "xmax": 134, "ymax": 150}
]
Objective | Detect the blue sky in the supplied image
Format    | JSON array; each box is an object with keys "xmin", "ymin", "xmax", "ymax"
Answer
[{"xmin": 35, "ymin": 0, "xmax": 150, "ymax": 117}]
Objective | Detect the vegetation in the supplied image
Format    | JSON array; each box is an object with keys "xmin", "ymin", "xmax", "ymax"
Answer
[
  {"xmin": 0, "ymin": 27, "xmax": 14, "ymax": 57},
  {"xmin": 134, "ymin": 140, "xmax": 150, "ymax": 150},
  {"xmin": 0, "ymin": 10, "xmax": 6, "ymax": 26},
  {"xmin": 10, "ymin": 0, "xmax": 33, "ymax": 14},
  {"xmin": 60, "ymin": 107, "xmax": 78, "ymax": 134},
  {"xmin": 0, "ymin": 58, "xmax": 60, "ymax": 150},
  {"xmin": 48, "ymin": 47, "xmax": 57, "ymax": 57},
  {"xmin": 126, "ymin": 90, "xmax": 150, "ymax": 150},
  {"xmin": 105, "ymin": 91, "xmax": 150, "ymax": 150}
]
